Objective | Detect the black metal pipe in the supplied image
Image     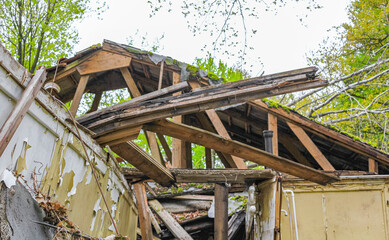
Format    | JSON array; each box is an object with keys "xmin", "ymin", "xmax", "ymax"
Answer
[{"xmin": 263, "ymin": 130, "xmax": 273, "ymax": 154}]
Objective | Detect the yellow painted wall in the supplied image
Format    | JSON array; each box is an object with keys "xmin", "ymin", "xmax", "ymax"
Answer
[{"xmin": 281, "ymin": 177, "xmax": 389, "ymax": 240}]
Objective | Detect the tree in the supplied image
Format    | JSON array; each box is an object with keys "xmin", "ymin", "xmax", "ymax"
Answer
[
  {"xmin": 0, "ymin": 0, "xmax": 105, "ymax": 73},
  {"xmin": 280, "ymin": 0, "xmax": 389, "ymax": 152}
]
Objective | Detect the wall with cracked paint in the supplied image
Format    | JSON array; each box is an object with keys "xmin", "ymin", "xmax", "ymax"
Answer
[
  {"xmin": 281, "ymin": 176, "xmax": 389, "ymax": 240},
  {"xmin": 0, "ymin": 46, "xmax": 138, "ymax": 238}
]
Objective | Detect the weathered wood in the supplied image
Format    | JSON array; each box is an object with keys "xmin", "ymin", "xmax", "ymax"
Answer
[
  {"xmin": 148, "ymin": 200, "xmax": 193, "ymax": 240},
  {"xmin": 121, "ymin": 66, "xmax": 141, "ymax": 98},
  {"xmin": 77, "ymin": 50, "xmax": 131, "ymax": 75},
  {"xmin": 122, "ymin": 168, "xmax": 275, "ymax": 184},
  {"xmin": 172, "ymin": 72, "xmax": 186, "ymax": 168},
  {"xmin": 143, "ymin": 119, "xmax": 339, "ymax": 185},
  {"xmin": 268, "ymin": 113, "xmax": 279, "ymax": 156},
  {"xmin": 287, "ymin": 122, "xmax": 335, "ymax": 171},
  {"xmin": 368, "ymin": 158, "xmax": 379, "ymax": 174},
  {"xmin": 156, "ymin": 133, "xmax": 172, "ymax": 163},
  {"xmin": 111, "ymin": 141, "xmax": 175, "ymax": 187},
  {"xmin": 134, "ymin": 183, "xmax": 153, "ymax": 240},
  {"xmin": 215, "ymin": 183, "xmax": 229, "ymax": 240},
  {"xmin": 274, "ymin": 178, "xmax": 282, "ymax": 240},
  {"xmin": 228, "ymin": 210, "xmax": 246, "ymax": 240},
  {"xmin": 78, "ymin": 69, "xmax": 327, "ymax": 137},
  {"xmin": 158, "ymin": 61, "xmax": 164, "ymax": 90},
  {"xmin": 172, "ymin": 195, "xmax": 215, "ymax": 201},
  {"xmin": 69, "ymin": 75, "xmax": 89, "ymax": 116},
  {"xmin": 149, "ymin": 209, "xmax": 162, "ymax": 236},
  {"xmin": 190, "ymin": 81, "xmax": 246, "ymax": 168},
  {"xmin": 136, "ymin": 228, "xmax": 161, "ymax": 240},
  {"xmin": 145, "ymin": 131, "xmax": 164, "ymax": 165},
  {"xmin": 205, "ymin": 148, "xmax": 212, "ymax": 169},
  {"xmin": 94, "ymin": 125, "xmax": 141, "ymax": 146},
  {"xmin": 89, "ymin": 91, "xmax": 102, "ymax": 113},
  {"xmin": 0, "ymin": 68, "xmax": 47, "ymax": 157},
  {"xmin": 250, "ymin": 100, "xmax": 389, "ymax": 167}
]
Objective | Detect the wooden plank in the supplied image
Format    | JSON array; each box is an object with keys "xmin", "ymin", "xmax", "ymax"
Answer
[
  {"xmin": 205, "ymin": 148, "xmax": 212, "ymax": 169},
  {"xmin": 78, "ymin": 71, "xmax": 327, "ymax": 136},
  {"xmin": 368, "ymin": 158, "xmax": 379, "ymax": 174},
  {"xmin": 268, "ymin": 113, "xmax": 279, "ymax": 156},
  {"xmin": 89, "ymin": 91, "xmax": 102, "ymax": 113},
  {"xmin": 287, "ymin": 122, "xmax": 335, "ymax": 171},
  {"xmin": 250, "ymin": 100, "xmax": 389, "ymax": 167},
  {"xmin": 172, "ymin": 72, "xmax": 186, "ymax": 168},
  {"xmin": 94, "ymin": 125, "xmax": 141, "ymax": 145},
  {"xmin": 121, "ymin": 66, "xmax": 141, "ymax": 97},
  {"xmin": 148, "ymin": 200, "xmax": 193, "ymax": 240},
  {"xmin": 69, "ymin": 75, "xmax": 89, "ymax": 116},
  {"xmin": 158, "ymin": 61, "xmax": 164, "ymax": 90},
  {"xmin": 111, "ymin": 141, "xmax": 175, "ymax": 187},
  {"xmin": 157, "ymin": 133, "xmax": 172, "ymax": 163},
  {"xmin": 228, "ymin": 210, "xmax": 245, "ymax": 240},
  {"xmin": 77, "ymin": 50, "xmax": 131, "ymax": 75},
  {"xmin": 145, "ymin": 131, "xmax": 163, "ymax": 165},
  {"xmin": 134, "ymin": 183, "xmax": 153, "ymax": 240},
  {"xmin": 172, "ymin": 195, "xmax": 214, "ymax": 201},
  {"xmin": 136, "ymin": 228, "xmax": 161, "ymax": 240},
  {"xmin": 149, "ymin": 209, "xmax": 162, "ymax": 236},
  {"xmin": 215, "ymin": 183, "xmax": 229, "ymax": 240},
  {"xmin": 274, "ymin": 178, "xmax": 282, "ymax": 240},
  {"xmin": 143, "ymin": 119, "xmax": 339, "ymax": 185},
  {"xmin": 0, "ymin": 68, "xmax": 47, "ymax": 157}
]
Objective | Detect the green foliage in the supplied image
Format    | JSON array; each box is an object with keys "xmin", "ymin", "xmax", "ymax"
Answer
[
  {"xmin": 0, "ymin": 0, "xmax": 105, "ymax": 72},
  {"xmin": 282, "ymin": 0, "xmax": 389, "ymax": 152}
]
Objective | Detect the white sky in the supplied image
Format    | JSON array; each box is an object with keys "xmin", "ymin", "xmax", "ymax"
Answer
[{"xmin": 75, "ymin": 0, "xmax": 350, "ymax": 75}]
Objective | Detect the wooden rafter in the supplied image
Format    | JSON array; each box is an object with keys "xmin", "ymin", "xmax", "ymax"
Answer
[
  {"xmin": 156, "ymin": 133, "xmax": 172, "ymax": 163},
  {"xmin": 268, "ymin": 113, "xmax": 279, "ymax": 156},
  {"xmin": 69, "ymin": 75, "xmax": 89, "ymax": 116},
  {"xmin": 249, "ymin": 100, "xmax": 389, "ymax": 167},
  {"xmin": 287, "ymin": 122, "xmax": 335, "ymax": 171},
  {"xmin": 111, "ymin": 141, "xmax": 174, "ymax": 187},
  {"xmin": 143, "ymin": 119, "xmax": 339, "ymax": 185}
]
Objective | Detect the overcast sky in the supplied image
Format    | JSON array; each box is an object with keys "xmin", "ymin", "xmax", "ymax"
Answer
[{"xmin": 75, "ymin": 0, "xmax": 350, "ymax": 76}]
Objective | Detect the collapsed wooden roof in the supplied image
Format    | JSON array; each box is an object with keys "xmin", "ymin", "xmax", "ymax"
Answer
[{"xmin": 45, "ymin": 40, "xmax": 389, "ymax": 187}]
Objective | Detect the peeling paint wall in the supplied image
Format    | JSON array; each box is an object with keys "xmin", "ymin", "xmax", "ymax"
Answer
[
  {"xmin": 0, "ymin": 48, "xmax": 138, "ymax": 238},
  {"xmin": 281, "ymin": 176, "xmax": 389, "ymax": 240}
]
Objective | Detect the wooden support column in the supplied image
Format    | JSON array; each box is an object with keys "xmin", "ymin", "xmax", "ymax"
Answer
[
  {"xmin": 274, "ymin": 178, "xmax": 282, "ymax": 240},
  {"xmin": 70, "ymin": 75, "xmax": 89, "ymax": 116},
  {"xmin": 287, "ymin": 122, "xmax": 335, "ymax": 171},
  {"xmin": 268, "ymin": 113, "xmax": 279, "ymax": 156},
  {"xmin": 214, "ymin": 183, "xmax": 229, "ymax": 240},
  {"xmin": 368, "ymin": 158, "xmax": 379, "ymax": 174},
  {"xmin": 145, "ymin": 131, "xmax": 164, "ymax": 165},
  {"xmin": 157, "ymin": 133, "xmax": 172, "ymax": 163},
  {"xmin": 172, "ymin": 72, "xmax": 186, "ymax": 168},
  {"xmin": 205, "ymin": 148, "xmax": 212, "ymax": 169},
  {"xmin": 0, "ymin": 68, "xmax": 46, "ymax": 157},
  {"xmin": 89, "ymin": 91, "xmax": 102, "ymax": 113},
  {"xmin": 134, "ymin": 183, "xmax": 153, "ymax": 240},
  {"xmin": 120, "ymin": 66, "xmax": 141, "ymax": 97}
]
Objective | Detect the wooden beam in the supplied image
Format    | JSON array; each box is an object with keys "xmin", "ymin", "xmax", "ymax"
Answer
[
  {"xmin": 249, "ymin": 100, "xmax": 389, "ymax": 167},
  {"xmin": 172, "ymin": 72, "xmax": 186, "ymax": 168},
  {"xmin": 0, "ymin": 68, "xmax": 47, "ymax": 157},
  {"xmin": 134, "ymin": 183, "xmax": 153, "ymax": 240},
  {"xmin": 148, "ymin": 200, "xmax": 193, "ymax": 240},
  {"xmin": 70, "ymin": 75, "xmax": 89, "ymax": 116},
  {"xmin": 268, "ymin": 113, "xmax": 279, "ymax": 156},
  {"xmin": 143, "ymin": 119, "xmax": 339, "ymax": 185},
  {"xmin": 157, "ymin": 133, "xmax": 172, "ymax": 163},
  {"xmin": 287, "ymin": 122, "xmax": 335, "ymax": 171},
  {"xmin": 121, "ymin": 66, "xmax": 141, "ymax": 97},
  {"xmin": 145, "ymin": 131, "xmax": 164, "ymax": 165},
  {"xmin": 76, "ymin": 50, "xmax": 131, "ymax": 75},
  {"xmin": 205, "ymin": 148, "xmax": 212, "ymax": 169},
  {"xmin": 215, "ymin": 183, "xmax": 229, "ymax": 240},
  {"xmin": 94, "ymin": 125, "xmax": 141, "ymax": 146},
  {"xmin": 274, "ymin": 178, "xmax": 282, "ymax": 240},
  {"xmin": 111, "ymin": 141, "xmax": 175, "ymax": 187},
  {"xmin": 158, "ymin": 61, "xmax": 164, "ymax": 90},
  {"xmin": 89, "ymin": 91, "xmax": 102, "ymax": 113},
  {"xmin": 122, "ymin": 168, "xmax": 276, "ymax": 184},
  {"xmin": 368, "ymin": 158, "xmax": 379, "ymax": 174},
  {"xmin": 79, "ymin": 69, "xmax": 327, "ymax": 136}
]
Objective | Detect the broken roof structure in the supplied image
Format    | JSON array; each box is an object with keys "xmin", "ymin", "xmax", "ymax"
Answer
[{"xmin": 2, "ymin": 39, "xmax": 389, "ymax": 239}]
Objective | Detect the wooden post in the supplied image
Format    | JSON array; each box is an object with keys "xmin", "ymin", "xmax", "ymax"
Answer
[
  {"xmin": 0, "ymin": 68, "xmax": 46, "ymax": 158},
  {"xmin": 134, "ymin": 183, "xmax": 153, "ymax": 240},
  {"xmin": 214, "ymin": 183, "xmax": 229, "ymax": 240},
  {"xmin": 89, "ymin": 91, "xmax": 102, "ymax": 113},
  {"xmin": 274, "ymin": 177, "xmax": 282, "ymax": 240},
  {"xmin": 158, "ymin": 61, "xmax": 164, "ymax": 90},
  {"xmin": 157, "ymin": 133, "xmax": 172, "ymax": 164},
  {"xmin": 70, "ymin": 75, "xmax": 90, "ymax": 116},
  {"xmin": 368, "ymin": 158, "xmax": 379, "ymax": 174},
  {"xmin": 268, "ymin": 113, "xmax": 279, "ymax": 156},
  {"xmin": 172, "ymin": 72, "xmax": 186, "ymax": 168},
  {"xmin": 205, "ymin": 148, "xmax": 212, "ymax": 169}
]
